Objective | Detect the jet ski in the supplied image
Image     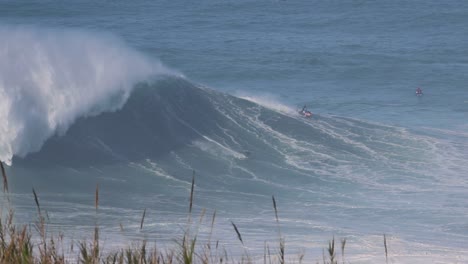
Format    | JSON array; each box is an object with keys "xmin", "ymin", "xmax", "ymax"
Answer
[
  {"xmin": 416, "ymin": 88, "xmax": 423, "ymax": 96},
  {"xmin": 299, "ymin": 105, "xmax": 313, "ymax": 118}
]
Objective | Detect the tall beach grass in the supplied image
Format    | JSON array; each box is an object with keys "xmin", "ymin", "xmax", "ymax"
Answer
[{"xmin": 0, "ymin": 161, "xmax": 390, "ymax": 263}]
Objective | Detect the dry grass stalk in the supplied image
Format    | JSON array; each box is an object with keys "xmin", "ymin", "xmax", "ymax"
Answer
[
  {"xmin": 272, "ymin": 196, "xmax": 284, "ymax": 264},
  {"xmin": 202, "ymin": 209, "xmax": 217, "ymax": 263},
  {"xmin": 267, "ymin": 243, "xmax": 272, "ymax": 264},
  {"xmin": 272, "ymin": 196, "xmax": 279, "ymax": 224},
  {"xmin": 231, "ymin": 221, "xmax": 243, "ymax": 246},
  {"xmin": 140, "ymin": 208, "xmax": 147, "ymax": 230},
  {"xmin": 209, "ymin": 210, "xmax": 216, "ymax": 236},
  {"xmin": 0, "ymin": 161, "xmax": 8, "ymax": 193},
  {"xmin": 328, "ymin": 237, "xmax": 337, "ymax": 264},
  {"xmin": 384, "ymin": 234, "xmax": 388, "ymax": 264},
  {"xmin": 189, "ymin": 171, "xmax": 195, "ymax": 215},
  {"xmin": 95, "ymin": 183, "xmax": 99, "ymax": 211},
  {"xmin": 279, "ymin": 238, "xmax": 285, "ymax": 264},
  {"xmin": 341, "ymin": 238, "xmax": 346, "ymax": 264},
  {"xmin": 322, "ymin": 248, "xmax": 326, "ymax": 264},
  {"xmin": 32, "ymin": 188, "xmax": 41, "ymax": 216},
  {"xmin": 298, "ymin": 251, "xmax": 304, "ymax": 264}
]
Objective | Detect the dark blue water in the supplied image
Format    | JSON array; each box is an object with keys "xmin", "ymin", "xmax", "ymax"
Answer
[{"xmin": 1, "ymin": 1, "xmax": 467, "ymax": 263}]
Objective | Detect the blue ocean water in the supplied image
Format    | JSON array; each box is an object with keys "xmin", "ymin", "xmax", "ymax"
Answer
[{"xmin": 1, "ymin": 1, "xmax": 467, "ymax": 263}]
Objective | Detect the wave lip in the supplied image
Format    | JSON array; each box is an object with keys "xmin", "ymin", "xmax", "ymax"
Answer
[{"xmin": 0, "ymin": 26, "xmax": 175, "ymax": 165}]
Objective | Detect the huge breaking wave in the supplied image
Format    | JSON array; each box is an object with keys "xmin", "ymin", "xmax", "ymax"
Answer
[
  {"xmin": 0, "ymin": 26, "xmax": 176, "ymax": 165},
  {"xmin": 3, "ymin": 27, "xmax": 468, "ymax": 263},
  {"xmin": 9, "ymin": 74, "xmax": 468, "ymax": 262},
  {"xmin": 13, "ymin": 75, "xmax": 465, "ymax": 192}
]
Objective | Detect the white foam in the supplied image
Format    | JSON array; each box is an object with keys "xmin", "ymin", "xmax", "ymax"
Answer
[
  {"xmin": 131, "ymin": 159, "xmax": 189, "ymax": 186},
  {"xmin": 0, "ymin": 25, "xmax": 176, "ymax": 165},
  {"xmin": 235, "ymin": 91, "xmax": 297, "ymax": 115},
  {"xmin": 193, "ymin": 136, "xmax": 247, "ymax": 160}
]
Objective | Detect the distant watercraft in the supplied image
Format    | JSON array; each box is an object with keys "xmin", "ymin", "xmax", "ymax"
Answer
[
  {"xmin": 299, "ymin": 105, "xmax": 313, "ymax": 118},
  {"xmin": 416, "ymin": 87, "xmax": 423, "ymax": 96}
]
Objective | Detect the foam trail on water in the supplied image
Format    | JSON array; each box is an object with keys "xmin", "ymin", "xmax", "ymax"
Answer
[
  {"xmin": 235, "ymin": 91, "xmax": 297, "ymax": 115},
  {"xmin": 0, "ymin": 26, "xmax": 176, "ymax": 165}
]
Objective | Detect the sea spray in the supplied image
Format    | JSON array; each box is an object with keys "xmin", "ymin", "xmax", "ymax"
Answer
[
  {"xmin": 0, "ymin": 26, "xmax": 176, "ymax": 165},
  {"xmin": 235, "ymin": 91, "xmax": 297, "ymax": 115}
]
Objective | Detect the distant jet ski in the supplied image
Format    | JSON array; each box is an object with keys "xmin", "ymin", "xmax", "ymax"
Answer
[
  {"xmin": 299, "ymin": 105, "xmax": 313, "ymax": 118},
  {"xmin": 416, "ymin": 87, "xmax": 423, "ymax": 96}
]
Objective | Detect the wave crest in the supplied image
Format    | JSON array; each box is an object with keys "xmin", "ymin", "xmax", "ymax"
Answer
[{"xmin": 0, "ymin": 26, "xmax": 175, "ymax": 165}]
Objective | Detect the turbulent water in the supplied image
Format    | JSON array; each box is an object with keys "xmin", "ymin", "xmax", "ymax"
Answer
[{"xmin": 1, "ymin": 1, "xmax": 468, "ymax": 263}]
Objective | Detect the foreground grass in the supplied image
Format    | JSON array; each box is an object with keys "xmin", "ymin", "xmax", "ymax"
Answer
[{"xmin": 0, "ymin": 162, "xmax": 388, "ymax": 264}]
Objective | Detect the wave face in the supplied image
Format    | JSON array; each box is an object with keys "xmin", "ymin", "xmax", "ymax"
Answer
[
  {"xmin": 0, "ymin": 26, "xmax": 174, "ymax": 165},
  {"xmin": 14, "ymin": 78, "xmax": 233, "ymax": 167}
]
